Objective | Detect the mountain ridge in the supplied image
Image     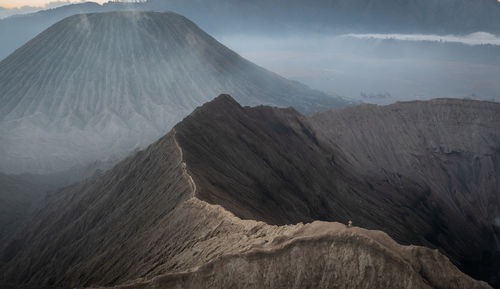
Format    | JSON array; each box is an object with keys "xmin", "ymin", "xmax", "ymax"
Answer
[
  {"xmin": 174, "ymin": 95, "xmax": 500, "ymax": 287},
  {"xmin": 1, "ymin": 95, "xmax": 498, "ymax": 288}
]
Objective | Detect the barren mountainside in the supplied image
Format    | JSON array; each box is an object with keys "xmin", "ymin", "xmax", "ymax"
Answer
[
  {"xmin": 0, "ymin": 159, "xmax": 114, "ymax": 246},
  {"xmin": 0, "ymin": 95, "xmax": 497, "ymax": 289},
  {"xmin": 177, "ymin": 96, "xmax": 500, "ymax": 286},
  {"xmin": 310, "ymin": 100, "xmax": 500, "ymax": 285},
  {"xmin": 0, "ymin": 11, "xmax": 347, "ymax": 174}
]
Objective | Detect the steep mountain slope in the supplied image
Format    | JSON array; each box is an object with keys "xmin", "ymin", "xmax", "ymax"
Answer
[
  {"xmin": 310, "ymin": 99, "xmax": 500, "ymax": 285},
  {"xmin": 1, "ymin": 0, "xmax": 500, "ymax": 60},
  {"xmin": 0, "ymin": 96, "xmax": 491, "ymax": 289},
  {"xmin": 0, "ymin": 11, "xmax": 347, "ymax": 174},
  {"xmin": 173, "ymin": 96, "xmax": 500, "ymax": 287},
  {"xmin": 0, "ymin": 159, "xmax": 114, "ymax": 246},
  {"xmin": 0, "ymin": 173, "xmax": 57, "ymax": 245},
  {"xmin": 0, "ymin": 2, "xmax": 110, "ymax": 61}
]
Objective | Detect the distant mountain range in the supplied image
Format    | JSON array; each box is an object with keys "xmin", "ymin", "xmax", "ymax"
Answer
[
  {"xmin": 1, "ymin": 0, "xmax": 500, "ymax": 60},
  {"xmin": 0, "ymin": 95, "xmax": 496, "ymax": 289},
  {"xmin": 0, "ymin": 11, "xmax": 348, "ymax": 174}
]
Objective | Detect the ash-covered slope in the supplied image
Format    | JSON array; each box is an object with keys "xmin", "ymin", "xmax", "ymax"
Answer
[
  {"xmin": 310, "ymin": 99, "xmax": 500, "ymax": 286},
  {"xmin": 0, "ymin": 173, "xmax": 57, "ymax": 245},
  {"xmin": 0, "ymin": 2, "xmax": 144, "ymax": 61},
  {"xmin": 174, "ymin": 96, "xmax": 500, "ymax": 287},
  {"xmin": 174, "ymin": 95, "xmax": 375, "ymax": 225},
  {"xmin": 0, "ymin": 11, "xmax": 346, "ymax": 174},
  {"xmin": 0, "ymin": 159, "xmax": 114, "ymax": 246},
  {"xmin": 0, "ymin": 96, "xmax": 490, "ymax": 289}
]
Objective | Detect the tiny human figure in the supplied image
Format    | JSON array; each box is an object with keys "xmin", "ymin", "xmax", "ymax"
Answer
[{"xmin": 348, "ymin": 220, "xmax": 353, "ymax": 228}]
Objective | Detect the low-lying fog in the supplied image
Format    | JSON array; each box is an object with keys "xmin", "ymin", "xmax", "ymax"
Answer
[{"xmin": 219, "ymin": 33, "xmax": 500, "ymax": 105}]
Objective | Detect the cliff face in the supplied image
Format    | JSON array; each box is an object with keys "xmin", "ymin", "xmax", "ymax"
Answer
[
  {"xmin": 0, "ymin": 11, "xmax": 347, "ymax": 174},
  {"xmin": 310, "ymin": 99, "xmax": 500, "ymax": 285},
  {"xmin": 0, "ymin": 96, "xmax": 495, "ymax": 289}
]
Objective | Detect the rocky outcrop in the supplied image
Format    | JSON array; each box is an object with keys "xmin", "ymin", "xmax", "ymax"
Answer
[
  {"xmin": 0, "ymin": 96, "xmax": 496, "ymax": 289},
  {"xmin": 0, "ymin": 11, "xmax": 348, "ymax": 174}
]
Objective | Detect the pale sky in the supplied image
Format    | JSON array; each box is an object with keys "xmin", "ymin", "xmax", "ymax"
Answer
[
  {"xmin": 2, "ymin": 0, "xmax": 500, "ymax": 8},
  {"xmin": 0, "ymin": 0, "xmax": 107, "ymax": 9}
]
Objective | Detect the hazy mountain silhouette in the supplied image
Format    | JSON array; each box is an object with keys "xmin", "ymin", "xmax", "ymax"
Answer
[
  {"xmin": 0, "ymin": 11, "xmax": 348, "ymax": 174},
  {"xmin": 1, "ymin": 0, "xmax": 499, "ymax": 60},
  {"xmin": 0, "ymin": 95, "xmax": 495, "ymax": 289}
]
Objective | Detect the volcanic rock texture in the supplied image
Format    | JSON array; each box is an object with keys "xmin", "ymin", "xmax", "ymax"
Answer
[
  {"xmin": 176, "ymin": 96, "xmax": 500, "ymax": 286},
  {"xmin": 0, "ymin": 11, "xmax": 347, "ymax": 174},
  {"xmin": 0, "ymin": 95, "xmax": 496, "ymax": 289}
]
